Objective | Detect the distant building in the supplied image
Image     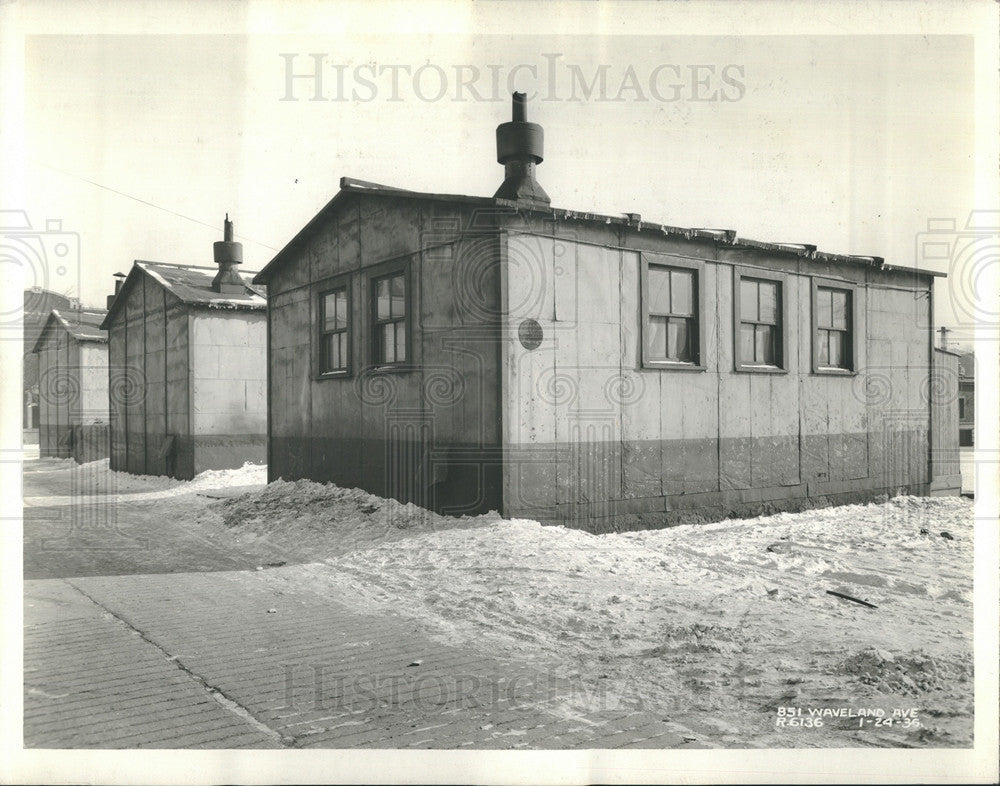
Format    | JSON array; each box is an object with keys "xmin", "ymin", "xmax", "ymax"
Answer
[
  {"xmin": 254, "ymin": 94, "xmax": 955, "ymax": 531},
  {"xmin": 958, "ymin": 352, "xmax": 974, "ymax": 447},
  {"xmin": 101, "ymin": 219, "xmax": 267, "ymax": 479},
  {"xmin": 23, "ymin": 288, "xmax": 73, "ymax": 429},
  {"xmin": 931, "ymin": 347, "xmax": 963, "ymax": 495},
  {"xmin": 31, "ymin": 308, "xmax": 109, "ymax": 462}
]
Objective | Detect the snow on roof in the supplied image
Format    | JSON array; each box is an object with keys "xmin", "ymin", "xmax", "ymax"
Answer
[
  {"xmin": 137, "ymin": 261, "xmax": 267, "ymax": 307},
  {"xmin": 102, "ymin": 261, "xmax": 266, "ymax": 329},
  {"xmin": 254, "ymin": 176, "xmax": 947, "ymax": 284},
  {"xmin": 31, "ymin": 308, "xmax": 108, "ymax": 352}
]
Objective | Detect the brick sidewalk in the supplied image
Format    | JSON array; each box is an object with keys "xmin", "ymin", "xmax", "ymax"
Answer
[
  {"xmin": 24, "ymin": 580, "xmax": 279, "ymax": 748},
  {"xmin": 25, "ymin": 569, "xmax": 712, "ymax": 750}
]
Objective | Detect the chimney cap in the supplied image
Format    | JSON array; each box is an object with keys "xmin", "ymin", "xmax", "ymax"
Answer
[
  {"xmin": 494, "ymin": 92, "xmax": 549, "ymax": 205},
  {"xmin": 496, "ymin": 92, "xmax": 544, "ymax": 165}
]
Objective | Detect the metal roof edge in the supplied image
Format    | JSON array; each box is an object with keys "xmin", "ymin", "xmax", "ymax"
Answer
[
  {"xmin": 256, "ymin": 178, "xmax": 944, "ymax": 284},
  {"xmin": 32, "ymin": 309, "xmax": 108, "ymax": 353}
]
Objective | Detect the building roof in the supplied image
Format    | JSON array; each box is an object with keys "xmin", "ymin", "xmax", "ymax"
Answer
[
  {"xmin": 102, "ymin": 261, "xmax": 266, "ymax": 329},
  {"xmin": 958, "ymin": 352, "xmax": 975, "ymax": 380},
  {"xmin": 253, "ymin": 176, "xmax": 948, "ymax": 285},
  {"xmin": 31, "ymin": 307, "xmax": 108, "ymax": 353}
]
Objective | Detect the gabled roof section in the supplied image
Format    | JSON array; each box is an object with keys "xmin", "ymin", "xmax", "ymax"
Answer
[
  {"xmin": 102, "ymin": 261, "xmax": 266, "ymax": 329},
  {"xmin": 253, "ymin": 177, "xmax": 495, "ymax": 285},
  {"xmin": 255, "ymin": 176, "xmax": 947, "ymax": 286},
  {"xmin": 31, "ymin": 308, "xmax": 108, "ymax": 353}
]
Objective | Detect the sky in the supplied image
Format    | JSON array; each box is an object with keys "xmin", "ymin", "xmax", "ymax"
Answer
[{"xmin": 5, "ymin": 1, "xmax": 996, "ymax": 348}]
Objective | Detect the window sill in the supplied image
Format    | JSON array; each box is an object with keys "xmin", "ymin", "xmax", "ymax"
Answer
[
  {"xmin": 735, "ymin": 364, "xmax": 787, "ymax": 374},
  {"xmin": 812, "ymin": 367, "xmax": 856, "ymax": 377},
  {"xmin": 315, "ymin": 370, "xmax": 352, "ymax": 381},
  {"xmin": 642, "ymin": 361, "xmax": 706, "ymax": 373},
  {"xmin": 367, "ymin": 362, "xmax": 416, "ymax": 375}
]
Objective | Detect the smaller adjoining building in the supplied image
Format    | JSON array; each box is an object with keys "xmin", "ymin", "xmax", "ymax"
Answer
[
  {"xmin": 101, "ymin": 217, "xmax": 267, "ymax": 479},
  {"xmin": 32, "ymin": 307, "xmax": 109, "ymax": 462},
  {"xmin": 957, "ymin": 352, "xmax": 974, "ymax": 447},
  {"xmin": 930, "ymin": 346, "xmax": 962, "ymax": 496}
]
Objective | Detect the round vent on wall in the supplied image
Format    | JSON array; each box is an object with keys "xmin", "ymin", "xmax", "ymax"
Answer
[{"xmin": 518, "ymin": 318, "xmax": 543, "ymax": 350}]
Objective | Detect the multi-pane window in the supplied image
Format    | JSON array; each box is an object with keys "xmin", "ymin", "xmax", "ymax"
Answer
[
  {"xmin": 320, "ymin": 287, "xmax": 349, "ymax": 374},
  {"xmin": 739, "ymin": 277, "xmax": 782, "ymax": 366},
  {"xmin": 646, "ymin": 265, "xmax": 697, "ymax": 363},
  {"xmin": 816, "ymin": 286, "xmax": 852, "ymax": 369},
  {"xmin": 373, "ymin": 272, "xmax": 407, "ymax": 364}
]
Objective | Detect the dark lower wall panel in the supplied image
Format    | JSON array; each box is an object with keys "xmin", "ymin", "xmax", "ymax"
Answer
[
  {"xmin": 505, "ymin": 429, "xmax": 928, "ymax": 532},
  {"xmin": 270, "ymin": 437, "xmax": 502, "ymax": 517},
  {"xmin": 40, "ymin": 425, "xmax": 71, "ymax": 458},
  {"xmin": 71, "ymin": 425, "xmax": 109, "ymax": 464},
  {"xmin": 39, "ymin": 425, "xmax": 109, "ymax": 463},
  {"xmin": 190, "ymin": 434, "xmax": 267, "ymax": 478},
  {"xmin": 513, "ymin": 482, "xmax": 931, "ymax": 534}
]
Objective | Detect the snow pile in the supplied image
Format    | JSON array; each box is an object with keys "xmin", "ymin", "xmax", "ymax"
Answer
[
  {"xmin": 74, "ymin": 458, "xmax": 184, "ymax": 493},
  {"xmin": 70, "ymin": 457, "xmax": 265, "ymax": 495},
  {"xmin": 212, "ymin": 478, "xmax": 501, "ymax": 557},
  {"xmin": 183, "ymin": 462, "xmax": 267, "ymax": 492},
  {"xmin": 262, "ymin": 494, "xmax": 973, "ymax": 747},
  {"xmin": 839, "ymin": 647, "xmax": 971, "ymax": 696}
]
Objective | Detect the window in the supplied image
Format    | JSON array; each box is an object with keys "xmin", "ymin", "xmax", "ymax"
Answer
[
  {"xmin": 372, "ymin": 271, "xmax": 407, "ymax": 365},
  {"xmin": 319, "ymin": 287, "xmax": 349, "ymax": 374},
  {"xmin": 816, "ymin": 287, "xmax": 851, "ymax": 368},
  {"xmin": 812, "ymin": 282, "xmax": 855, "ymax": 373},
  {"xmin": 959, "ymin": 429, "xmax": 973, "ymax": 447},
  {"xmin": 736, "ymin": 273, "xmax": 784, "ymax": 369},
  {"xmin": 958, "ymin": 397, "xmax": 966, "ymax": 420},
  {"xmin": 644, "ymin": 264, "xmax": 698, "ymax": 364}
]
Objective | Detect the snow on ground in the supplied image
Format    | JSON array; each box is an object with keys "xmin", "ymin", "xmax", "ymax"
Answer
[
  {"xmin": 231, "ymin": 488, "xmax": 974, "ymax": 748},
  {"xmin": 79, "ymin": 457, "xmax": 267, "ymax": 496},
  {"xmin": 24, "ymin": 458, "xmax": 266, "ymax": 504}
]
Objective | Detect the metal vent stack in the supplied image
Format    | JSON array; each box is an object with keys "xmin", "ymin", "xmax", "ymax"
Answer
[
  {"xmin": 212, "ymin": 214, "xmax": 245, "ymax": 294},
  {"xmin": 494, "ymin": 92, "xmax": 550, "ymax": 206}
]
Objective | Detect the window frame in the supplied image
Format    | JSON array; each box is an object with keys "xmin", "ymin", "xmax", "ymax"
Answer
[
  {"xmin": 640, "ymin": 254, "xmax": 707, "ymax": 372},
  {"xmin": 811, "ymin": 277, "xmax": 858, "ymax": 375},
  {"xmin": 733, "ymin": 266, "xmax": 788, "ymax": 374},
  {"xmin": 368, "ymin": 261, "xmax": 412, "ymax": 370},
  {"xmin": 314, "ymin": 274, "xmax": 353, "ymax": 380}
]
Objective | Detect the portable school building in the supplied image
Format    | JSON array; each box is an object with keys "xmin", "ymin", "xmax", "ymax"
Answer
[
  {"xmin": 101, "ymin": 219, "xmax": 267, "ymax": 479},
  {"xmin": 32, "ymin": 308, "xmax": 109, "ymax": 463},
  {"xmin": 253, "ymin": 95, "xmax": 953, "ymax": 532}
]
